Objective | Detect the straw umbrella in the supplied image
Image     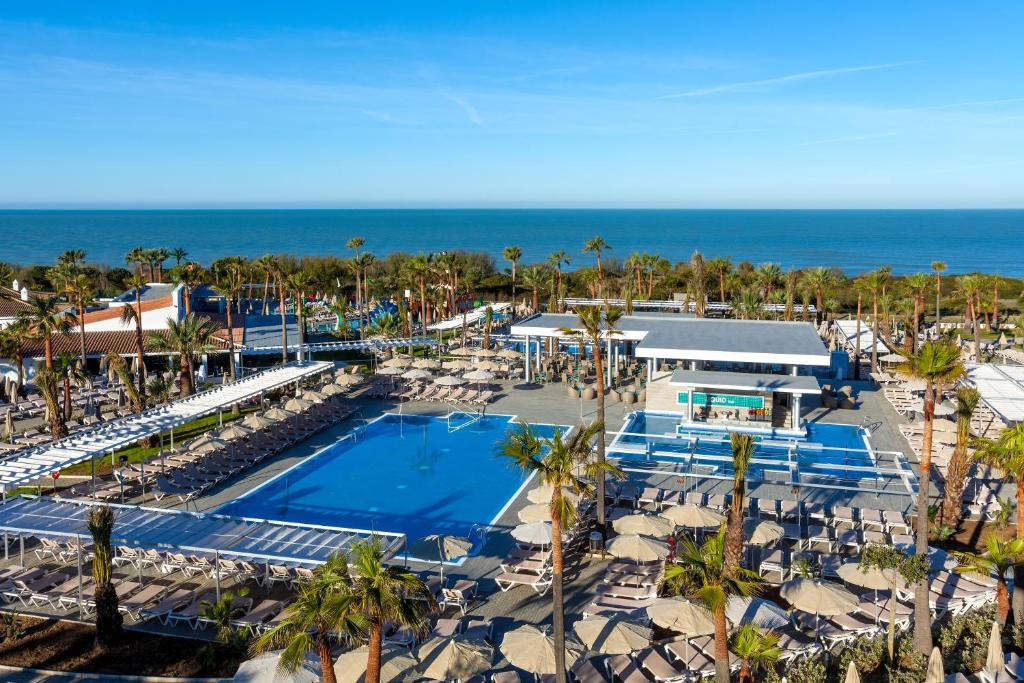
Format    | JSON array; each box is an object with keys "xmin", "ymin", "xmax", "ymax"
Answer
[
  {"xmin": 433, "ymin": 374, "xmax": 464, "ymax": 399},
  {"xmin": 499, "ymin": 624, "xmax": 584, "ymax": 675},
  {"xmin": 573, "ymin": 615, "xmax": 652, "ymax": 654},
  {"xmin": 190, "ymin": 436, "xmax": 229, "ymax": 453},
  {"xmin": 837, "ymin": 561, "xmax": 909, "ymax": 593},
  {"xmin": 334, "ymin": 645, "xmax": 416, "ymax": 683},
  {"xmin": 474, "ymin": 348, "xmax": 497, "ymax": 358},
  {"xmin": 646, "ymin": 597, "xmax": 716, "ymax": 635},
  {"xmin": 518, "ymin": 503, "xmax": 553, "ymax": 523},
  {"xmin": 412, "ymin": 358, "xmax": 440, "ymax": 370},
  {"xmin": 333, "ymin": 374, "xmax": 363, "ymax": 386},
  {"xmin": 284, "ymin": 397, "xmax": 313, "ymax": 412},
  {"xmin": 301, "ymin": 390, "xmax": 326, "ymax": 403},
  {"xmin": 475, "ymin": 360, "xmax": 501, "ymax": 371},
  {"xmin": 511, "ymin": 522, "xmax": 554, "ymax": 546},
  {"xmin": 497, "ymin": 349, "xmax": 522, "ymax": 359},
  {"xmin": 780, "ymin": 577, "xmax": 858, "ymax": 633},
  {"xmin": 217, "ymin": 423, "xmax": 253, "ymax": 440},
  {"xmin": 449, "ymin": 347, "xmax": 476, "ymax": 356},
  {"xmin": 986, "ymin": 620, "xmax": 1003, "ymax": 673},
  {"xmin": 402, "ymin": 369, "xmax": 432, "ymax": 381},
  {"xmin": 924, "ymin": 647, "xmax": 945, "ymax": 683},
  {"xmin": 462, "ymin": 369, "xmax": 493, "ymax": 383},
  {"xmin": 527, "ymin": 486, "xmax": 580, "ymax": 505},
  {"xmin": 414, "ymin": 637, "xmax": 491, "ymax": 680},
  {"xmin": 606, "ymin": 534, "xmax": 670, "ymax": 563},
  {"xmin": 243, "ymin": 413, "xmax": 276, "ymax": 430},
  {"xmin": 262, "ymin": 407, "xmax": 296, "ymax": 421},
  {"xmin": 612, "ymin": 513, "xmax": 674, "ymax": 538},
  {"xmin": 661, "ymin": 504, "xmax": 725, "ymax": 530},
  {"xmin": 743, "ymin": 519, "xmax": 784, "ymax": 546},
  {"xmin": 879, "ymin": 352, "xmax": 906, "ymax": 364},
  {"xmin": 320, "ymin": 383, "xmax": 345, "ymax": 396},
  {"xmin": 376, "ymin": 366, "xmax": 405, "ymax": 376},
  {"xmin": 442, "ymin": 360, "xmax": 473, "ymax": 370},
  {"xmin": 382, "ymin": 357, "xmax": 411, "ymax": 368},
  {"xmin": 843, "ymin": 661, "xmax": 860, "ymax": 683}
]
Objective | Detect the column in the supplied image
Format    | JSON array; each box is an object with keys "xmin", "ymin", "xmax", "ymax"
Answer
[
  {"xmin": 792, "ymin": 394, "xmax": 802, "ymax": 429},
  {"xmin": 687, "ymin": 388, "xmax": 693, "ymax": 422},
  {"xmin": 791, "ymin": 364, "xmax": 799, "ymax": 376},
  {"xmin": 648, "ymin": 358, "xmax": 655, "ymax": 381},
  {"xmin": 606, "ymin": 337, "xmax": 613, "ymax": 387},
  {"xmin": 524, "ymin": 335, "xmax": 532, "ymax": 383}
]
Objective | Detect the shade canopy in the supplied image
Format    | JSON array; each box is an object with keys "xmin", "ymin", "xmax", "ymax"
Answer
[
  {"xmin": 511, "ymin": 522, "xmax": 553, "ymax": 545},
  {"xmin": 234, "ymin": 651, "xmax": 319, "ymax": 683},
  {"xmin": 243, "ymin": 413, "xmax": 277, "ymax": 430},
  {"xmin": 301, "ymin": 390, "xmax": 326, "ymax": 403},
  {"xmin": 443, "ymin": 360, "xmax": 474, "ymax": 370},
  {"xmin": 743, "ymin": 519, "xmax": 784, "ymax": 546},
  {"xmin": 606, "ymin": 534, "xmax": 671, "ymax": 562},
  {"xmin": 320, "ymin": 383, "xmax": 345, "ymax": 396},
  {"xmin": 499, "ymin": 625, "xmax": 584, "ymax": 674},
  {"xmin": 463, "ymin": 370, "xmax": 494, "ymax": 382},
  {"xmin": 434, "ymin": 375, "xmax": 465, "ymax": 386},
  {"xmin": 661, "ymin": 504, "xmax": 725, "ymax": 529},
  {"xmin": 611, "ymin": 513, "xmax": 674, "ymax": 537},
  {"xmin": 526, "ymin": 486, "xmax": 580, "ymax": 505},
  {"xmin": 216, "ymin": 424, "xmax": 253, "ymax": 440},
  {"xmin": 262, "ymin": 407, "xmax": 296, "ymax": 421},
  {"xmin": 646, "ymin": 597, "xmax": 715, "ymax": 635},
  {"xmin": 412, "ymin": 358, "xmax": 441, "ymax": 369},
  {"xmin": 402, "ymin": 369, "xmax": 433, "ymax": 380},
  {"xmin": 518, "ymin": 504, "xmax": 552, "ymax": 523},
  {"xmin": 190, "ymin": 437, "xmax": 230, "ymax": 454},
  {"xmin": 415, "ymin": 637, "xmax": 491, "ymax": 680},
  {"xmin": 283, "ymin": 397, "xmax": 313, "ymax": 412},
  {"xmin": 333, "ymin": 374, "xmax": 363, "ymax": 386},
  {"xmin": 409, "ymin": 534, "xmax": 473, "ymax": 562},
  {"xmin": 334, "ymin": 645, "xmax": 416, "ymax": 683},
  {"xmin": 382, "ymin": 357, "xmax": 412, "ymax": 368},
  {"xmin": 497, "ymin": 349, "xmax": 522, "ymax": 359},
  {"xmin": 780, "ymin": 578, "xmax": 858, "ymax": 616},
  {"xmin": 725, "ymin": 596, "xmax": 790, "ymax": 630},
  {"xmin": 449, "ymin": 347, "xmax": 476, "ymax": 356},
  {"xmin": 573, "ymin": 616, "xmax": 652, "ymax": 654},
  {"xmin": 837, "ymin": 561, "xmax": 908, "ymax": 592},
  {"xmin": 376, "ymin": 366, "xmax": 406, "ymax": 376}
]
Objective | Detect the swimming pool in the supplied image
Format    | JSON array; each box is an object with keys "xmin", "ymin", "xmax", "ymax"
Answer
[
  {"xmin": 219, "ymin": 413, "xmax": 563, "ymax": 542},
  {"xmin": 608, "ymin": 411, "xmax": 902, "ymax": 486}
]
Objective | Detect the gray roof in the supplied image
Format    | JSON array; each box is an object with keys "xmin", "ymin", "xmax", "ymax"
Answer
[
  {"xmin": 513, "ymin": 311, "xmax": 693, "ymax": 334},
  {"xmin": 669, "ymin": 369, "xmax": 822, "ymax": 395},
  {"xmin": 111, "ymin": 283, "xmax": 177, "ymax": 304},
  {"xmin": 242, "ymin": 314, "xmax": 302, "ymax": 349},
  {"xmin": 638, "ymin": 319, "xmax": 830, "ymax": 364}
]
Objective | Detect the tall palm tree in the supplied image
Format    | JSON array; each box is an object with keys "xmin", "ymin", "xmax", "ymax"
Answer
[
  {"xmin": 865, "ymin": 269, "xmax": 890, "ymax": 373},
  {"xmin": 348, "ymin": 537, "xmax": 434, "ymax": 683},
  {"xmin": 938, "ymin": 387, "xmax": 980, "ymax": 530},
  {"xmin": 171, "ymin": 247, "xmax": 188, "ymax": 266},
  {"xmin": 253, "ymin": 556, "xmax": 368, "ymax": 683},
  {"xmin": 753, "ymin": 263, "xmax": 782, "ymax": 299},
  {"xmin": 662, "ymin": 528, "xmax": 763, "ymax": 683},
  {"xmin": 783, "ymin": 269, "xmax": 798, "ymax": 321},
  {"xmin": 287, "ymin": 270, "xmax": 313, "ymax": 353},
  {"xmin": 17, "ymin": 296, "xmax": 74, "ymax": 369},
  {"xmin": 88, "ymin": 505, "xmax": 122, "ymax": 650},
  {"xmin": 120, "ymin": 274, "xmax": 149, "ymax": 405},
  {"xmin": 66, "ymin": 273, "xmax": 94, "ymax": 368},
  {"xmin": 724, "ymin": 433, "xmax": 754, "ymax": 578},
  {"xmin": 733, "ymin": 288, "xmax": 764, "ymax": 321},
  {"xmin": 147, "ymin": 314, "xmax": 218, "ymax": 397},
  {"xmin": 35, "ymin": 368, "xmax": 68, "ymax": 438},
  {"xmin": 170, "ymin": 262, "xmax": 203, "ymax": 316},
  {"xmin": 931, "ymin": 261, "xmax": 946, "ymax": 325},
  {"xmin": 270, "ymin": 259, "xmax": 291, "ymax": 364},
  {"xmin": 559, "ymin": 306, "xmax": 622, "ymax": 529},
  {"xmin": 125, "ymin": 247, "xmax": 146, "ymax": 280},
  {"xmin": 956, "ymin": 274, "xmax": 983, "ymax": 361},
  {"xmin": 503, "ymin": 246, "xmax": 522, "ymax": 301},
  {"xmin": 403, "ymin": 254, "xmax": 433, "ymax": 331},
  {"xmin": 547, "ymin": 251, "xmax": 571, "ymax": 312},
  {"xmin": 0, "ymin": 320, "xmax": 30, "ymax": 402},
  {"xmin": 973, "ymin": 424, "xmax": 1024, "ymax": 621},
  {"xmin": 256, "ymin": 255, "xmax": 276, "ymax": 315},
  {"xmin": 688, "ymin": 252, "xmax": 709, "ymax": 318},
  {"xmin": 802, "ymin": 267, "xmax": 832, "ymax": 326},
  {"xmin": 953, "ymin": 537, "xmax": 1024, "ymax": 625},
  {"xmin": 501, "ymin": 422, "xmax": 623, "ymax": 683},
  {"xmin": 53, "ymin": 352, "xmax": 87, "ymax": 421},
  {"xmin": 904, "ymin": 273, "xmax": 931, "ymax": 354},
  {"xmin": 103, "ymin": 352, "xmax": 142, "ymax": 412},
  {"xmin": 851, "ymin": 277, "xmax": 867, "ymax": 379},
  {"xmin": 731, "ymin": 624, "xmax": 781, "ymax": 683},
  {"xmin": 583, "ymin": 236, "xmax": 610, "ymax": 297},
  {"xmin": 212, "ymin": 258, "xmax": 246, "ymax": 381},
  {"xmin": 708, "ymin": 257, "xmax": 732, "ymax": 304},
  {"xmin": 153, "ymin": 248, "xmax": 170, "ymax": 282},
  {"xmin": 860, "ymin": 544, "xmax": 928, "ymax": 660},
  {"xmin": 899, "ymin": 340, "xmax": 964, "ymax": 654},
  {"xmin": 521, "ymin": 266, "xmax": 549, "ymax": 313}
]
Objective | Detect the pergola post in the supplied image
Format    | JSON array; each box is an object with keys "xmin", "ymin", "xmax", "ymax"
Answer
[
  {"xmin": 214, "ymin": 550, "xmax": 221, "ymax": 602},
  {"xmin": 524, "ymin": 335, "xmax": 532, "ymax": 383},
  {"xmin": 792, "ymin": 393, "xmax": 802, "ymax": 430},
  {"xmin": 76, "ymin": 533, "xmax": 83, "ymax": 614},
  {"xmin": 606, "ymin": 337, "xmax": 613, "ymax": 387},
  {"xmin": 687, "ymin": 388, "xmax": 694, "ymax": 423},
  {"xmin": 647, "ymin": 358, "xmax": 654, "ymax": 382}
]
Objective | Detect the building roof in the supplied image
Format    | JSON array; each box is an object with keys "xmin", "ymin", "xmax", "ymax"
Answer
[
  {"xmin": 241, "ymin": 314, "xmax": 302, "ymax": 349},
  {"xmin": 965, "ymin": 363, "xmax": 1024, "ymax": 424},
  {"xmin": 110, "ymin": 283, "xmax": 178, "ymax": 304},
  {"xmin": 669, "ymin": 369, "xmax": 822, "ymax": 395},
  {"xmin": 511, "ymin": 313, "xmax": 831, "ymax": 367},
  {"xmin": 20, "ymin": 321, "xmax": 238, "ymax": 358}
]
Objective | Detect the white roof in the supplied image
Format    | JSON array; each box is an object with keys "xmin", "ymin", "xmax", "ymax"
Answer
[
  {"xmin": 834, "ymin": 319, "xmax": 889, "ymax": 354},
  {"xmin": 669, "ymin": 369, "xmax": 822, "ymax": 395},
  {"xmin": 428, "ymin": 302, "xmax": 511, "ymax": 331},
  {"xmin": 965, "ymin": 363, "xmax": 1024, "ymax": 424},
  {"xmin": 0, "ymin": 361, "xmax": 332, "ymax": 491}
]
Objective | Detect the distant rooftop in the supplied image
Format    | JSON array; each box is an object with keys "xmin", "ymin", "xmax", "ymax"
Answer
[{"xmin": 110, "ymin": 282, "xmax": 176, "ymax": 304}]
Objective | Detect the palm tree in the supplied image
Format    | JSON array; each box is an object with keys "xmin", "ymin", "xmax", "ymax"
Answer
[
  {"xmin": 851, "ymin": 277, "xmax": 867, "ymax": 379},
  {"xmin": 125, "ymin": 247, "xmax": 146, "ymax": 279},
  {"xmin": 583, "ymin": 236, "xmax": 610, "ymax": 297},
  {"xmin": 0, "ymin": 321, "xmax": 30, "ymax": 402},
  {"xmin": 88, "ymin": 505, "xmax": 122, "ymax": 649},
  {"xmin": 973, "ymin": 424, "xmax": 1024, "ymax": 621},
  {"xmin": 559, "ymin": 306, "xmax": 622, "ymax": 529},
  {"xmin": 212, "ymin": 258, "xmax": 246, "ymax": 381},
  {"xmin": 54, "ymin": 352, "xmax": 87, "ymax": 421},
  {"xmin": 688, "ymin": 252, "xmax": 709, "ymax": 317},
  {"xmin": 865, "ymin": 269, "xmax": 890, "ymax": 373},
  {"xmin": 904, "ymin": 273, "xmax": 931, "ymax": 354},
  {"xmin": 783, "ymin": 269, "xmax": 798, "ymax": 321},
  {"xmin": 348, "ymin": 537, "xmax": 434, "ymax": 683},
  {"xmin": 170, "ymin": 262, "xmax": 204, "ymax": 316},
  {"xmin": 147, "ymin": 314, "xmax": 218, "ymax": 397},
  {"xmin": 17, "ymin": 295, "xmax": 74, "ymax": 369},
  {"xmin": 938, "ymin": 387, "xmax": 980, "ymax": 530},
  {"xmin": 521, "ymin": 266, "xmax": 549, "ymax": 313},
  {"xmin": 270, "ymin": 259, "xmax": 291, "ymax": 364},
  {"xmin": 103, "ymin": 353, "xmax": 142, "ymax": 413},
  {"xmin": 171, "ymin": 247, "xmax": 188, "ymax": 266},
  {"xmin": 662, "ymin": 528, "xmax": 763, "ymax": 683},
  {"xmin": 120, "ymin": 274, "xmax": 148, "ymax": 404},
  {"xmin": 860, "ymin": 544, "xmax": 929, "ymax": 660},
  {"xmin": 953, "ymin": 537, "xmax": 1024, "ymax": 625},
  {"xmin": 731, "ymin": 624, "xmax": 780, "ymax": 683},
  {"xmin": 547, "ymin": 251, "xmax": 571, "ymax": 312},
  {"xmin": 733, "ymin": 288, "xmax": 764, "ymax": 321},
  {"xmin": 899, "ymin": 340, "xmax": 964, "ymax": 654},
  {"xmin": 501, "ymin": 422, "xmax": 623, "ymax": 683},
  {"xmin": 754, "ymin": 263, "xmax": 782, "ymax": 299},
  {"xmin": 724, "ymin": 433, "xmax": 754, "ymax": 577},
  {"xmin": 931, "ymin": 261, "xmax": 946, "ymax": 325},
  {"xmin": 153, "ymin": 248, "xmax": 170, "ymax": 282},
  {"xmin": 956, "ymin": 274, "xmax": 984, "ymax": 361},
  {"xmin": 708, "ymin": 257, "xmax": 732, "ymax": 304},
  {"xmin": 403, "ymin": 254, "xmax": 433, "ymax": 331},
  {"xmin": 287, "ymin": 271, "xmax": 313, "ymax": 353},
  {"xmin": 256, "ymin": 255, "xmax": 276, "ymax": 315},
  {"xmin": 253, "ymin": 556, "xmax": 368, "ymax": 683},
  {"xmin": 482, "ymin": 305, "xmax": 494, "ymax": 350},
  {"xmin": 34, "ymin": 368, "xmax": 68, "ymax": 438},
  {"xmin": 503, "ymin": 246, "xmax": 522, "ymax": 301}
]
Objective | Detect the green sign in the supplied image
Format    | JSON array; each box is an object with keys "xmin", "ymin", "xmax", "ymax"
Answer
[{"xmin": 677, "ymin": 391, "xmax": 764, "ymax": 409}]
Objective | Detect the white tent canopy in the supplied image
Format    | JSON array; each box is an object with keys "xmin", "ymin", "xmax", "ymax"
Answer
[
  {"xmin": 428, "ymin": 303, "xmax": 511, "ymax": 331},
  {"xmin": 834, "ymin": 319, "xmax": 889, "ymax": 355},
  {"xmin": 966, "ymin": 363, "xmax": 1024, "ymax": 424}
]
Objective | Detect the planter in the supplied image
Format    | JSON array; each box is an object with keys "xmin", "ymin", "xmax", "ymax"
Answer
[
  {"xmin": 608, "ymin": 390, "xmax": 620, "ymax": 403},
  {"xmin": 567, "ymin": 386, "xmax": 581, "ymax": 399},
  {"xmin": 582, "ymin": 387, "xmax": 597, "ymax": 401},
  {"xmin": 638, "ymin": 389, "xmax": 647, "ymax": 402},
  {"xmin": 621, "ymin": 391, "xmax": 636, "ymax": 404}
]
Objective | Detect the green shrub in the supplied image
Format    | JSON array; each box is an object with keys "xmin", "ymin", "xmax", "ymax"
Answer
[
  {"xmin": 764, "ymin": 655, "xmax": 828, "ymax": 683},
  {"xmin": 938, "ymin": 604, "xmax": 996, "ymax": 675}
]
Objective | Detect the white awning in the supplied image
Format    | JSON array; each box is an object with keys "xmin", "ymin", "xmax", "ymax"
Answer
[
  {"xmin": 0, "ymin": 361, "xmax": 333, "ymax": 492},
  {"xmin": 427, "ymin": 303, "xmax": 511, "ymax": 331},
  {"xmin": 966, "ymin": 363, "xmax": 1024, "ymax": 424},
  {"xmin": 834, "ymin": 319, "xmax": 889, "ymax": 354}
]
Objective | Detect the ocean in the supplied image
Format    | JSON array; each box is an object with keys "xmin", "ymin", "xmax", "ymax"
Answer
[{"xmin": 1, "ymin": 209, "xmax": 1021, "ymax": 276}]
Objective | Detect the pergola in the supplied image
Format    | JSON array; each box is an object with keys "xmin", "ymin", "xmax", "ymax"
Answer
[{"xmin": 965, "ymin": 363, "xmax": 1024, "ymax": 425}]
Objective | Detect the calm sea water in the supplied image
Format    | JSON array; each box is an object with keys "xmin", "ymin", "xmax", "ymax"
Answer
[{"xmin": 1, "ymin": 209, "xmax": 1021, "ymax": 275}]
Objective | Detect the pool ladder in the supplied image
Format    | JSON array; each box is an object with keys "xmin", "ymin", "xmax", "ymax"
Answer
[{"xmin": 446, "ymin": 402, "xmax": 482, "ymax": 432}]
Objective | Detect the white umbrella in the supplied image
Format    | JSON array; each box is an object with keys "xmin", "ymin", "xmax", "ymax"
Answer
[
  {"xmin": 382, "ymin": 357, "xmax": 411, "ymax": 368},
  {"xmin": 334, "ymin": 645, "xmax": 416, "ymax": 683},
  {"xmin": 606, "ymin": 534, "xmax": 671, "ymax": 562},
  {"xmin": 462, "ymin": 370, "xmax": 494, "ymax": 382},
  {"xmin": 376, "ymin": 366, "xmax": 406, "ymax": 376},
  {"xmin": 837, "ymin": 561, "xmax": 908, "ymax": 592},
  {"xmin": 434, "ymin": 375, "xmax": 465, "ymax": 386},
  {"xmin": 499, "ymin": 625, "xmax": 584, "ymax": 674},
  {"xmin": 879, "ymin": 353, "xmax": 906, "ymax": 363},
  {"xmin": 415, "ymin": 637, "xmax": 491, "ymax": 680},
  {"xmin": 612, "ymin": 513, "xmax": 674, "ymax": 538},
  {"xmin": 726, "ymin": 596, "xmax": 790, "ymax": 630},
  {"xmin": 526, "ymin": 486, "xmax": 580, "ymax": 505},
  {"xmin": 402, "ymin": 369, "xmax": 432, "ymax": 380},
  {"xmin": 573, "ymin": 615, "xmax": 652, "ymax": 654},
  {"xmin": 412, "ymin": 358, "xmax": 441, "ymax": 369},
  {"xmin": 661, "ymin": 504, "xmax": 725, "ymax": 529},
  {"xmin": 233, "ymin": 651, "xmax": 319, "ymax": 683},
  {"xmin": 780, "ymin": 577, "xmax": 858, "ymax": 616},
  {"xmin": 909, "ymin": 399, "xmax": 955, "ymax": 416},
  {"xmin": 743, "ymin": 519, "xmax": 784, "ymax": 546},
  {"xmin": 511, "ymin": 522, "xmax": 553, "ymax": 545},
  {"xmin": 320, "ymin": 383, "xmax": 345, "ymax": 396},
  {"xmin": 262, "ymin": 407, "xmax": 296, "ymax": 421},
  {"xmin": 924, "ymin": 646, "xmax": 945, "ymax": 683},
  {"xmin": 646, "ymin": 597, "xmax": 715, "ymax": 634},
  {"xmin": 844, "ymin": 661, "xmax": 860, "ymax": 683},
  {"xmin": 284, "ymin": 397, "xmax": 313, "ymax": 412},
  {"xmin": 301, "ymin": 390, "xmax": 326, "ymax": 403},
  {"xmin": 986, "ymin": 620, "xmax": 1003, "ymax": 672},
  {"xmin": 518, "ymin": 503, "xmax": 553, "ymax": 523}
]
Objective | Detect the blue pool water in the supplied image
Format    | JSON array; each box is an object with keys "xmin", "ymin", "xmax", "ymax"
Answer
[
  {"xmin": 219, "ymin": 414, "xmax": 561, "ymax": 541},
  {"xmin": 611, "ymin": 412, "xmax": 877, "ymax": 480}
]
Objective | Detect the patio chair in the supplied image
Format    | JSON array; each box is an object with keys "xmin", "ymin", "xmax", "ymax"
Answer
[{"xmin": 441, "ymin": 579, "xmax": 478, "ymax": 615}]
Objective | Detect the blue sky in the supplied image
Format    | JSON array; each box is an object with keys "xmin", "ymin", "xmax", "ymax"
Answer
[{"xmin": 1, "ymin": 1, "xmax": 1022, "ymax": 208}]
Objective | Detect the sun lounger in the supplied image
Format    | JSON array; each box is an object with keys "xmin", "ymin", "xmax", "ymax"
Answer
[
  {"xmin": 571, "ymin": 658, "xmax": 612, "ymax": 683},
  {"xmin": 495, "ymin": 570, "xmax": 552, "ymax": 596},
  {"xmin": 9, "ymin": 572, "xmax": 70, "ymax": 606},
  {"xmin": 596, "ymin": 583, "xmax": 658, "ymax": 600},
  {"xmin": 462, "ymin": 616, "xmax": 493, "ymax": 643},
  {"xmin": 606, "ymin": 655, "xmax": 649, "ymax": 683},
  {"xmin": 120, "ymin": 583, "xmax": 169, "ymax": 619},
  {"xmin": 165, "ymin": 590, "xmax": 216, "ymax": 629},
  {"xmin": 634, "ymin": 646, "xmax": 689, "ymax": 681},
  {"xmin": 140, "ymin": 587, "xmax": 195, "ymax": 624},
  {"xmin": 233, "ymin": 598, "xmax": 285, "ymax": 635}
]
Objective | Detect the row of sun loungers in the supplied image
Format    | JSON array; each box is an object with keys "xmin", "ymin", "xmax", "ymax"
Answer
[
  {"xmin": 397, "ymin": 384, "xmax": 496, "ymax": 405},
  {"xmin": 584, "ymin": 560, "xmax": 663, "ymax": 620}
]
